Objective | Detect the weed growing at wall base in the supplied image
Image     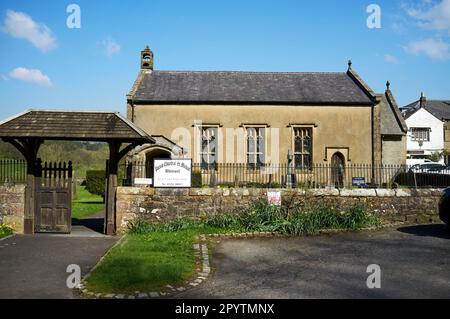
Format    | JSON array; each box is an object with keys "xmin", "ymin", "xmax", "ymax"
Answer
[
  {"xmin": 0, "ymin": 224, "xmax": 13, "ymax": 239},
  {"xmin": 129, "ymin": 201, "xmax": 380, "ymax": 236}
]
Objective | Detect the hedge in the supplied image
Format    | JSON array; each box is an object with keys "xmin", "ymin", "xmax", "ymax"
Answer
[
  {"xmin": 192, "ymin": 170, "xmax": 202, "ymax": 188},
  {"xmin": 86, "ymin": 170, "xmax": 106, "ymax": 197}
]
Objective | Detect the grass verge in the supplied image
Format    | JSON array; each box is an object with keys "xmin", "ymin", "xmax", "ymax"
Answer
[
  {"xmin": 72, "ymin": 185, "xmax": 105, "ymax": 219},
  {"xmin": 85, "ymin": 226, "xmax": 229, "ymax": 294}
]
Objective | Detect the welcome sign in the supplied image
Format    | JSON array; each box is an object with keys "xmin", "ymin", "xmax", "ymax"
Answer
[{"xmin": 153, "ymin": 159, "xmax": 192, "ymax": 188}]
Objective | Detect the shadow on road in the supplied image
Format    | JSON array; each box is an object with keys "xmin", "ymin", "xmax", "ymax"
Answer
[
  {"xmin": 72, "ymin": 217, "xmax": 104, "ymax": 234},
  {"xmin": 397, "ymin": 224, "xmax": 450, "ymax": 240}
]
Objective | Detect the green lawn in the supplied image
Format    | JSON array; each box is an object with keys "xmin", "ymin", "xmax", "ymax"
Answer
[
  {"xmin": 85, "ymin": 230, "xmax": 203, "ymax": 293},
  {"xmin": 72, "ymin": 185, "xmax": 105, "ymax": 219},
  {"xmin": 84, "ymin": 202, "xmax": 380, "ymax": 294}
]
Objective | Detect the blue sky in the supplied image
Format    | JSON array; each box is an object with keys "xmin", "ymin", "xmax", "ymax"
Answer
[{"xmin": 0, "ymin": 0, "xmax": 449, "ymax": 119}]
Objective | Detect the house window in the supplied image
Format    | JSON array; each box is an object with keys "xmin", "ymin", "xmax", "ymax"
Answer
[
  {"xmin": 411, "ymin": 128, "xmax": 430, "ymax": 142},
  {"xmin": 200, "ymin": 127, "xmax": 218, "ymax": 169},
  {"xmin": 246, "ymin": 127, "xmax": 265, "ymax": 169},
  {"xmin": 294, "ymin": 128, "xmax": 312, "ymax": 169}
]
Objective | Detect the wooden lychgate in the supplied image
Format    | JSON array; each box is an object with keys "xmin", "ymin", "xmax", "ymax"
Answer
[{"xmin": 34, "ymin": 160, "xmax": 73, "ymax": 233}]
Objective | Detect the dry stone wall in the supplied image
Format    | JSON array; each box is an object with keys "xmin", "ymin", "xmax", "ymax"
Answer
[{"xmin": 116, "ymin": 187, "xmax": 444, "ymax": 233}]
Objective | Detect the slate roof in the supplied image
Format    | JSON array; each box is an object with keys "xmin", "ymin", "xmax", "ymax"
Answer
[
  {"xmin": 380, "ymin": 91, "xmax": 408, "ymax": 136},
  {"xmin": 130, "ymin": 71, "xmax": 374, "ymax": 105},
  {"xmin": 0, "ymin": 110, "xmax": 155, "ymax": 142},
  {"xmin": 403, "ymin": 100, "xmax": 450, "ymax": 120}
]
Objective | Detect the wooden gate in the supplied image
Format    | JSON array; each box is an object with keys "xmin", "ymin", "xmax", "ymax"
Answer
[{"xmin": 34, "ymin": 160, "xmax": 73, "ymax": 233}]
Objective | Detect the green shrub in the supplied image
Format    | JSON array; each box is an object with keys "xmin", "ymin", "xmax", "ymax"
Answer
[
  {"xmin": 239, "ymin": 200, "xmax": 285, "ymax": 232},
  {"xmin": 205, "ymin": 213, "xmax": 240, "ymax": 229},
  {"xmin": 129, "ymin": 218, "xmax": 206, "ymax": 234},
  {"xmin": 0, "ymin": 224, "xmax": 13, "ymax": 238},
  {"xmin": 128, "ymin": 201, "xmax": 380, "ymax": 236},
  {"xmin": 192, "ymin": 171, "xmax": 202, "ymax": 188},
  {"xmin": 85, "ymin": 170, "xmax": 106, "ymax": 197}
]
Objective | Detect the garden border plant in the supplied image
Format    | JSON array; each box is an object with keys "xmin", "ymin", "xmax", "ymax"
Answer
[
  {"xmin": 0, "ymin": 224, "xmax": 13, "ymax": 240},
  {"xmin": 77, "ymin": 200, "xmax": 382, "ymax": 298}
]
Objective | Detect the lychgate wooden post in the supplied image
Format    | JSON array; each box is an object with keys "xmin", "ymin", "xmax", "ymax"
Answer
[
  {"xmin": 105, "ymin": 141, "xmax": 121, "ymax": 236},
  {"xmin": 3, "ymin": 138, "xmax": 42, "ymax": 234}
]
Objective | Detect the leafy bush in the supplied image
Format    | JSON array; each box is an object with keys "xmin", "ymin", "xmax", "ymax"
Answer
[
  {"xmin": 205, "ymin": 213, "xmax": 240, "ymax": 229},
  {"xmin": 238, "ymin": 201, "xmax": 284, "ymax": 232},
  {"xmin": 86, "ymin": 170, "xmax": 106, "ymax": 197},
  {"xmin": 0, "ymin": 224, "xmax": 13, "ymax": 238},
  {"xmin": 129, "ymin": 218, "xmax": 205, "ymax": 234},
  {"xmin": 192, "ymin": 171, "xmax": 202, "ymax": 188},
  {"xmin": 129, "ymin": 200, "xmax": 380, "ymax": 236}
]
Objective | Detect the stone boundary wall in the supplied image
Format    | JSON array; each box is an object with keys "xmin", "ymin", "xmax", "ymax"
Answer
[
  {"xmin": 0, "ymin": 185, "xmax": 26, "ymax": 233},
  {"xmin": 116, "ymin": 187, "xmax": 444, "ymax": 233}
]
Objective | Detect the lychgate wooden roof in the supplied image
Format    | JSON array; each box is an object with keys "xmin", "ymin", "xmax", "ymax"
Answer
[{"xmin": 0, "ymin": 110, "xmax": 155, "ymax": 143}]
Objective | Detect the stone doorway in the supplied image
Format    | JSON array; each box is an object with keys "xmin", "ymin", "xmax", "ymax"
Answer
[{"xmin": 331, "ymin": 152, "xmax": 345, "ymax": 188}]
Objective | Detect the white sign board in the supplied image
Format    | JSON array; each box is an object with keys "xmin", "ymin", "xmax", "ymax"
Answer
[
  {"xmin": 153, "ymin": 159, "xmax": 192, "ymax": 188},
  {"xmin": 267, "ymin": 191, "xmax": 282, "ymax": 206},
  {"xmin": 134, "ymin": 178, "xmax": 153, "ymax": 185}
]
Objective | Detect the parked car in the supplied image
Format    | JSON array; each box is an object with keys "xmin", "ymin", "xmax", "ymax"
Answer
[
  {"xmin": 427, "ymin": 165, "xmax": 450, "ymax": 175},
  {"xmin": 406, "ymin": 159, "xmax": 434, "ymax": 166},
  {"xmin": 439, "ymin": 188, "xmax": 450, "ymax": 226},
  {"xmin": 409, "ymin": 163, "xmax": 446, "ymax": 173}
]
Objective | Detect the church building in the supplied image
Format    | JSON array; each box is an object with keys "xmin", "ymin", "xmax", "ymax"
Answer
[{"xmin": 126, "ymin": 46, "xmax": 407, "ymax": 185}]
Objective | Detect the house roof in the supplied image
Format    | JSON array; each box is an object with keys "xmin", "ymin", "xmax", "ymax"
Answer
[
  {"xmin": 380, "ymin": 90, "xmax": 408, "ymax": 136},
  {"xmin": 129, "ymin": 70, "xmax": 374, "ymax": 105},
  {"xmin": 0, "ymin": 109, "xmax": 155, "ymax": 143},
  {"xmin": 403, "ymin": 100, "xmax": 450, "ymax": 120}
]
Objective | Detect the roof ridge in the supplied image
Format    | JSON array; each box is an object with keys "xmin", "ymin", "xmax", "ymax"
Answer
[
  {"xmin": 152, "ymin": 70, "xmax": 346, "ymax": 75},
  {"xmin": 27, "ymin": 108, "xmax": 121, "ymax": 114},
  {"xmin": 427, "ymin": 99, "xmax": 450, "ymax": 103}
]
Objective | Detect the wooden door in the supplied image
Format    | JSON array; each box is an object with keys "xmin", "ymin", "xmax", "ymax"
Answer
[
  {"xmin": 331, "ymin": 153, "xmax": 345, "ymax": 188},
  {"xmin": 34, "ymin": 161, "xmax": 72, "ymax": 233}
]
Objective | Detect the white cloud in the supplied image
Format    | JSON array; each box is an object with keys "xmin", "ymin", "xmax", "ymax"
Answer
[
  {"xmin": 102, "ymin": 38, "xmax": 121, "ymax": 57},
  {"xmin": 1, "ymin": 10, "xmax": 57, "ymax": 52},
  {"xmin": 407, "ymin": 0, "xmax": 450, "ymax": 34},
  {"xmin": 384, "ymin": 54, "xmax": 398, "ymax": 63},
  {"xmin": 404, "ymin": 38, "xmax": 450, "ymax": 60},
  {"xmin": 9, "ymin": 67, "xmax": 52, "ymax": 87}
]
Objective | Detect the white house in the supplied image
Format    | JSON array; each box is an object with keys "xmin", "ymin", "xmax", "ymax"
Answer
[{"xmin": 402, "ymin": 94, "xmax": 450, "ymax": 164}]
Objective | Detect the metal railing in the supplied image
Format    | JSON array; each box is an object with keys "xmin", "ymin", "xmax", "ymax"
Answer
[
  {"xmin": 0, "ymin": 159, "xmax": 27, "ymax": 185},
  {"xmin": 122, "ymin": 161, "xmax": 450, "ymax": 189}
]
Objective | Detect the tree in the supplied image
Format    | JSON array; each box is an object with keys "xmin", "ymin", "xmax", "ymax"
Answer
[{"xmin": 428, "ymin": 152, "xmax": 443, "ymax": 163}]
